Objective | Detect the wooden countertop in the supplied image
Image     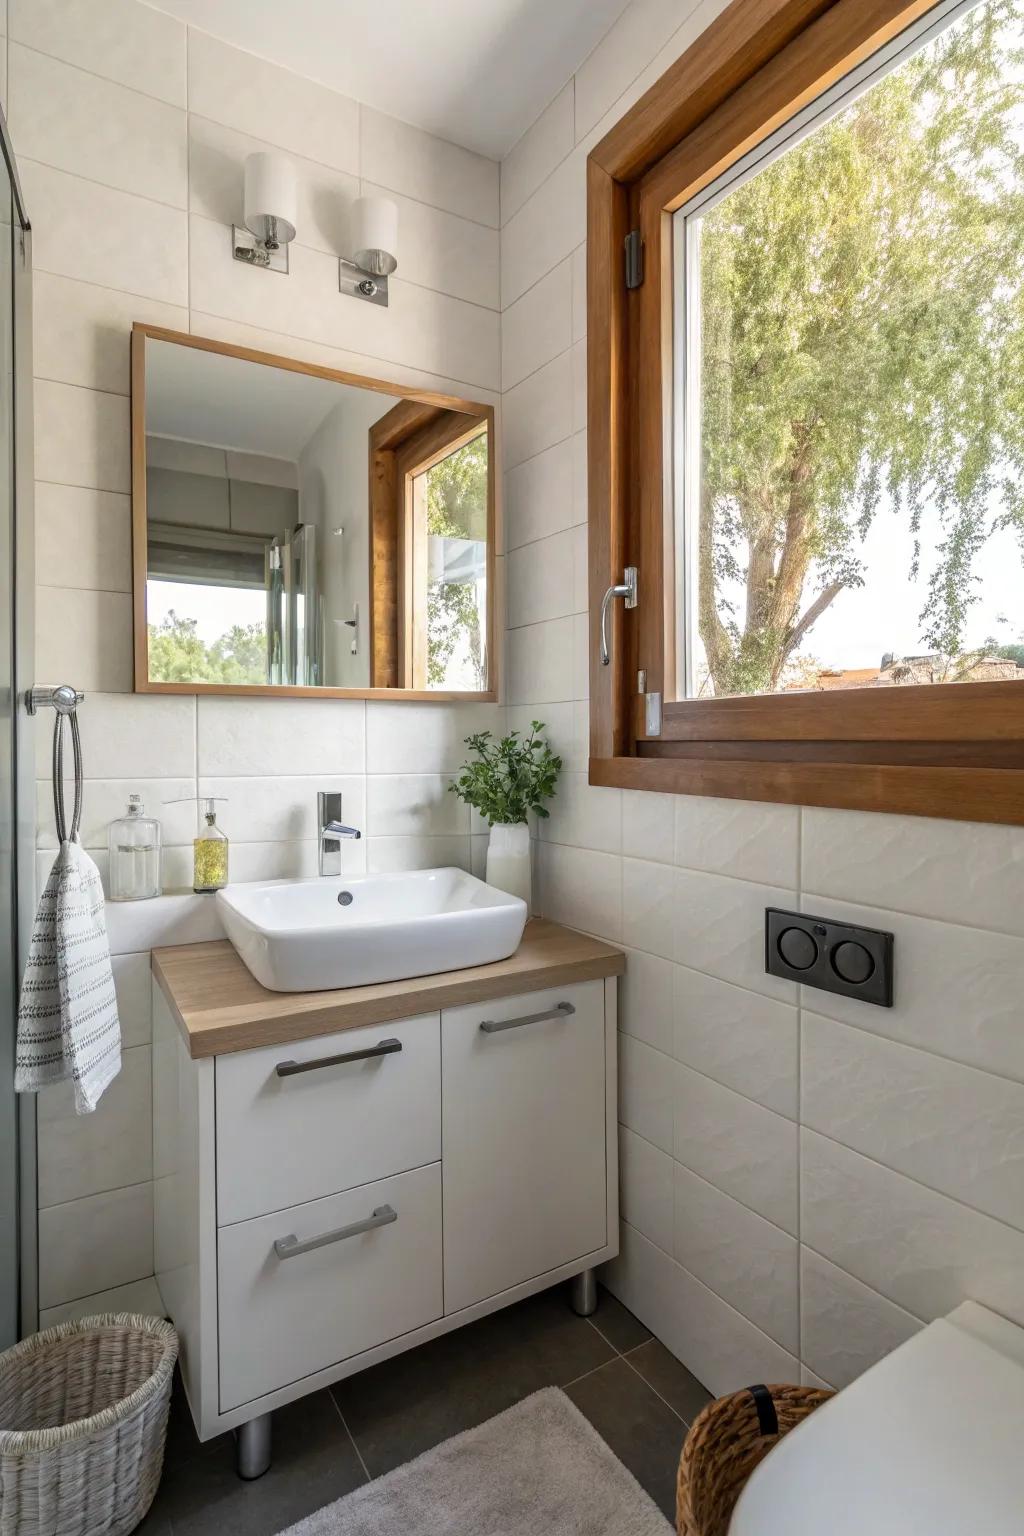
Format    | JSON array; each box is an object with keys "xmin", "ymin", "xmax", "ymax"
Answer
[{"xmin": 152, "ymin": 919, "xmax": 625, "ymax": 1059}]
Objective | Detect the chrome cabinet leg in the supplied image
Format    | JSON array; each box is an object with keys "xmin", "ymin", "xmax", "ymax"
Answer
[
  {"xmin": 236, "ymin": 1412, "xmax": 272, "ymax": 1479},
  {"xmin": 570, "ymin": 1267, "xmax": 598, "ymax": 1317}
]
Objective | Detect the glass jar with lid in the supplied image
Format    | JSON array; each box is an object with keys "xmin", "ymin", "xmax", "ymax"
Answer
[{"xmin": 108, "ymin": 793, "xmax": 162, "ymax": 901}]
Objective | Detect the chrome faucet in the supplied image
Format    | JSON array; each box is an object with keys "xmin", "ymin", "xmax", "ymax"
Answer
[{"xmin": 317, "ymin": 790, "xmax": 361, "ymax": 876}]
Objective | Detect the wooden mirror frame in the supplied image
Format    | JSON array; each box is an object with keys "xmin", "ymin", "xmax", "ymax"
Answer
[
  {"xmin": 586, "ymin": 0, "xmax": 1024, "ymax": 825},
  {"xmin": 131, "ymin": 324, "xmax": 497, "ymax": 702}
]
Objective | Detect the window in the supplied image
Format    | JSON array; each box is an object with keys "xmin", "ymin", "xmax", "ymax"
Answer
[
  {"xmin": 411, "ymin": 427, "xmax": 489, "ymax": 691},
  {"xmin": 586, "ymin": 0, "xmax": 1024, "ymax": 825}
]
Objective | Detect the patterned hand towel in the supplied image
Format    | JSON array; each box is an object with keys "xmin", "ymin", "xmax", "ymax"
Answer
[{"xmin": 15, "ymin": 840, "xmax": 121, "ymax": 1113}]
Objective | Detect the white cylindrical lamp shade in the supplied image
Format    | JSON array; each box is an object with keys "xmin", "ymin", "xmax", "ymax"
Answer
[
  {"xmin": 351, "ymin": 195, "xmax": 398, "ymax": 276},
  {"xmin": 244, "ymin": 152, "xmax": 297, "ymax": 247}
]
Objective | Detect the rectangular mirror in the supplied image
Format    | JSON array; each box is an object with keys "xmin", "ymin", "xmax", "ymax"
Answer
[{"xmin": 131, "ymin": 325, "xmax": 495, "ymax": 699}]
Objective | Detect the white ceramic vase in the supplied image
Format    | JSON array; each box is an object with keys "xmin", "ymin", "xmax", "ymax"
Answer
[{"xmin": 485, "ymin": 821, "xmax": 532, "ymax": 909}]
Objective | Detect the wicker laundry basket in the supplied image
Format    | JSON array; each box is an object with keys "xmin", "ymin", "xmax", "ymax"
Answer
[
  {"xmin": 0, "ymin": 1312, "xmax": 178, "ymax": 1536},
  {"xmin": 676, "ymin": 1382, "xmax": 834, "ymax": 1536}
]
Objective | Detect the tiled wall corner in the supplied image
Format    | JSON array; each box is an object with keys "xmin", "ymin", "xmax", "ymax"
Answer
[
  {"xmin": 16, "ymin": 0, "xmax": 502, "ymax": 1315},
  {"xmin": 500, "ymin": 0, "xmax": 1024, "ymax": 1400}
]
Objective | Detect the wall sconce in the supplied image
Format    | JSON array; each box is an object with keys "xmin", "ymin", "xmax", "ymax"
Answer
[
  {"xmin": 233, "ymin": 152, "xmax": 297, "ymax": 274},
  {"xmin": 339, "ymin": 195, "xmax": 398, "ymax": 307}
]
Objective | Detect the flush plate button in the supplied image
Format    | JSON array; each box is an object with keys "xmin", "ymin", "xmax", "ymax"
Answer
[{"xmin": 765, "ymin": 908, "xmax": 893, "ymax": 1006}]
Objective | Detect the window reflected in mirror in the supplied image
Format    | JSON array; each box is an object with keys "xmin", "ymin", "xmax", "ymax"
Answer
[{"xmin": 136, "ymin": 329, "xmax": 494, "ymax": 697}]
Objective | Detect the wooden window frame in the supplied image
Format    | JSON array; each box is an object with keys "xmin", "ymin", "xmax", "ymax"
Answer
[{"xmin": 587, "ymin": 0, "xmax": 1024, "ymax": 825}]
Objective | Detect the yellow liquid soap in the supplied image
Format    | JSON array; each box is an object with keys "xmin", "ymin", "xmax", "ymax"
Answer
[{"xmin": 194, "ymin": 832, "xmax": 228, "ymax": 891}]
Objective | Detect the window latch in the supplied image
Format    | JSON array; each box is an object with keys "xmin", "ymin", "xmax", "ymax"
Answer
[
  {"xmin": 600, "ymin": 566, "xmax": 637, "ymax": 666},
  {"xmin": 625, "ymin": 229, "xmax": 644, "ymax": 290}
]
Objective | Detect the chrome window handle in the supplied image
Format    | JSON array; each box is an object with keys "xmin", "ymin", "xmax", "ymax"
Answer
[
  {"xmin": 274, "ymin": 1204, "xmax": 397, "ymax": 1260},
  {"xmin": 599, "ymin": 566, "xmax": 638, "ymax": 665},
  {"xmin": 275, "ymin": 1038, "xmax": 402, "ymax": 1078},
  {"xmin": 480, "ymin": 1001, "xmax": 576, "ymax": 1034}
]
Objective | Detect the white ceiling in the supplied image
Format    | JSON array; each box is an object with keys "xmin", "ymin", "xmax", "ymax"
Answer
[
  {"xmin": 146, "ymin": 339, "xmax": 391, "ymax": 460},
  {"xmin": 145, "ymin": 0, "xmax": 629, "ymax": 159}
]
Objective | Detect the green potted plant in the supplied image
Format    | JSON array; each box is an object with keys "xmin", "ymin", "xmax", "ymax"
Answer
[{"xmin": 449, "ymin": 722, "xmax": 561, "ymax": 909}]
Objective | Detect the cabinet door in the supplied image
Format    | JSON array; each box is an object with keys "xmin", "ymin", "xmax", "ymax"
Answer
[{"xmin": 441, "ymin": 980, "xmax": 607, "ymax": 1313}]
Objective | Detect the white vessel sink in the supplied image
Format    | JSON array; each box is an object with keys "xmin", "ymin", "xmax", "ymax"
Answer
[{"xmin": 216, "ymin": 868, "xmax": 528, "ymax": 993}]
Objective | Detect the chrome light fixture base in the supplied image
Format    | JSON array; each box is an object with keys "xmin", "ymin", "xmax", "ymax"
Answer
[
  {"xmin": 339, "ymin": 257, "xmax": 389, "ymax": 307},
  {"xmin": 232, "ymin": 225, "xmax": 289, "ymax": 275}
]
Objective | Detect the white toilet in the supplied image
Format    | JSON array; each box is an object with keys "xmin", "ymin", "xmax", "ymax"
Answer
[{"xmin": 730, "ymin": 1301, "xmax": 1024, "ymax": 1534}]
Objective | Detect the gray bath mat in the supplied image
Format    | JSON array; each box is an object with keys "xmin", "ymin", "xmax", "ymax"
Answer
[{"xmin": 280, "ymin": 1386, "xmax": 672, "ymax": 1534}]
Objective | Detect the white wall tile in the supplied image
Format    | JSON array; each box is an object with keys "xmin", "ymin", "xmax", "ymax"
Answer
[
  {"xmin": 22, "ymin": 160, "xmax": 188, "ymax": 304},
  {"xmin": 674, "ymin": 1063, "xmax": 798, "ymax": 1234},
  {"xmin": 40, "ymin": 1275, "xmax": 165, "ymax": 1330},
  {"xmin": 33, "ymin": 274, "xmax": 186, "ymax": 395},
  {"xmin": 618, "ymin": 947, "xmax": 674, "ymax": 1056},
  {"xmin": 507, "ymin": 616, "xmax": 574, "ymax": 705},
  {"xmin": 501, "ymin": 83, "xmax": 574, "ymax": 225},
  {"xmin": 196, "ymin": 697, "xmax": 365, "ymax": 777},
  {"xmin": 602, "ymin": 1220, "xmax": 679, "ymax": 1355},
  {"xmin": 501, "ymin": 259, "xmax": 572, "ymax": 392},
  {"xmin": 35, "ymin": 586, "xmax": 132, "ymax": 692},
  {"xmin": 621, "ymin": 791, "xmax": 675, "ymax": 866},
  {"xmin": 504, "ymin": 437, "xmax": 574, "ymax": 550},
  {"xmin": 674, "ymin": 1162, "xmax": 799, "ymax": 1352},
  {"xmin": 366, "ymin": 701, "xmax": 503, "ymax": 774},
  {"xmin": 539, "ymin": 770, "xmax": 621, "ymax": 854},
  {"xmin": 801, "ymin": 1129, "xmax": 1024, "ymax": 1328},
  {"xmin": 365, "ymin": 774, "xmax": 467, "ymax": 837},
  {"xmin": 188, "ymin": 29, "xmax": 358, "ymax": 174},
  {"xmin": 573, "ymin": 0, "xmax": 696, "ymax": 143},
  {"xmin": 112, "ymin": 953, "xmax": 152, "ymax": 1049},
  {"xmin": 572, "ymin": 428, "xmax": 588, "ymax": 524},
  {"xmin": 571, "ymin": 242, "xmax": 587, "ymax": 342},
  {"xmin": 34, "ymin": 380, "xmax": 129, "ymax": 493},
  {"xmin": 502, "ymin": 350, "xmax": 574, "ymax": 469},
  {"xmin": 10, "ymin": 0, "xmax": 186, "ymax": 107},
  {"xmin": 536, "ymin": 841, "xmax": 621, "ymax": 939},
  {"xmin": 38, "ymin": 1181, "xmax": 153, "ymax": 1309},
  {"xmin": 10, "ymin": 44, "xmax": 186, "ymax": 206},
  {"xmin": 622, "ymin": 856, "xmax": 676, "ymax": 961},
  {"xmin": 664, "ymin": 1259, "xmax": 799, "ymax": 1399},
  {"xmin": 674, "ymin": 966, "xmax": 798, "ymax": 1120},
  {"xmin": 620, "ymin": 1124, "xmax": 673, "ymax": 1254},
  {"xmin": 104, "ymin": 892, "xmax": 223, "ymax": 955},
  {"xmin": 796, "ymin": 894, "xmax": 1024, "ymax": 1083},
  {"xmin": 802, "ymin": 1012, "xmax": 1024, "ymax": 1231},
  {"xmin": 35, "ymin": 483, "xmax": 131, "ymax": 592},
  {"xmin": 803, "ymin": 808, "xmax": 1024, "ymax": 938},
  {"xmin": 501, "ymin": 147, "xmax": 587, "ymax": 307},
  {"xmin": 196, "ymin": 775, "xmax": 365, "ymax": 845},
  {"xmin": 37, "ymin": 776, "xmax": 195, "ymax": 851},
  {"xmin": 35, "ymin": 694, "xmax": 196, "ymax": 780},
  {"xmin": 675, "ymin": 797, "xmax": 799, "ymax": 888},
  {"xmin": 507, "ymin": 528, "xmax": 576, "ymax": 628},
  {"xmin": 365, "ymin": 181, "xmax": 499, "ymax": 309},
  {"xmin": 800, "ymin": 1247, "xmax": 922, "ymax": 1390},
  {"xmin": 617, "ymin": 1032, "xmax": 672, "ymax": 1155},
  {"xmin": 676, "ymin": 869, "xmax": 798, "ymax": 1003},
  {"xmin": 38, "ymin": 1045, "xmax": 152, "ymax": 1208},
  {"xmin": 364, "ymin": 833, "xmax": 472, "ymax": 875},
  {"xmin": 360, "ymin": 106, "xmax": 499, "ymax": 227}
]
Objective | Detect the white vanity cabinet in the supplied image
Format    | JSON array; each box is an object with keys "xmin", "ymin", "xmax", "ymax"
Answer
[{"xmin": 151, "ymin": 925, "xmax": 621, "ymax": 1452}]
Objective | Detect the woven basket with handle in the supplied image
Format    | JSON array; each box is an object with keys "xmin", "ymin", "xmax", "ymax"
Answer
[
  {"xmin": 676, "ymin": 1382, "xmax": 834, "ymax": 1536},
  {"xmin": 0, "ymin": 1312, "xmax": 178, "ymax": 1536}
]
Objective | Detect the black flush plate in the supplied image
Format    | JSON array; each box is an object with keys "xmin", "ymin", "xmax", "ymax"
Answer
[{"xmin": 765, "ymin": 908, "xmax": 894, "ymax": 1007}]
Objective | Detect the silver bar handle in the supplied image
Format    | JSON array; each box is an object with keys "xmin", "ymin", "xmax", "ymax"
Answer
[
  {"xmin": 480, "ymin": 1001, "xmax": 576, "ymax": 1034},
  {"xmin": 599, "ymin": 566, "xmax": 637, "ymax": 666},
  {"xmin": 275, "ymin": 1038, "xmax": 402, "ymax": 1078},
  {"xmin": 274, "ymin": 1204, "xmax": 397, "ymax": 1260}
]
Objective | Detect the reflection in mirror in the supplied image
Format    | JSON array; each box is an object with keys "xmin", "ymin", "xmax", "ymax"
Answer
[{"xmin": 134, "ymin": 328, "xmax": 493, "ymax": 696}]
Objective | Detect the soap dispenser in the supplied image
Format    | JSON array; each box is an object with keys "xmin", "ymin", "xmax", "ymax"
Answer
[
  {"xmin": 193, "ymin": 797, "xmax": 229, "ymax": 893},
  {"xmin": 108, "ymin": 793, "xmax": 162, "ymax": 901}
]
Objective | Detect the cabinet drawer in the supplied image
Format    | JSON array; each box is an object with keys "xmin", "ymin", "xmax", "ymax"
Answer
[
  {"xmin": 216, "ymin": 1014, "xmax": 440, "ymax": 1224},
  {"xmin": 441, "ymin": 980, "xmax": 608, "ymax": 1313},
  {"xmin": 218, "ymin": 1163, "xmax": 442, "ymax": 1410}
]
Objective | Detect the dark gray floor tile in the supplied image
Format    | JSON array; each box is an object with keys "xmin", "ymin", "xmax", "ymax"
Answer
[
  {"xmin": 627, "ymin": 1337, "xmax": 712, "ymax": 1425},
  {"xmin": 589, "ymin": 1285, "xmax": 652, "ymax": 1353},
  {"xmin": 333, "ymin": 1283, "xmax": 615, "ymax": 1476},
  {"xmin": 566, "ymin": 1355, "xmax": 686, "ymax": 1522},
  {"xmin": 162, "ymin": 1369, "xmax": 230, "ymax": 1469},
  {"xmin": 147, "ymin": 1389, "xmax": 365, "ymax": 1536}
]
